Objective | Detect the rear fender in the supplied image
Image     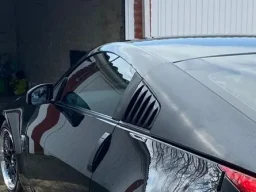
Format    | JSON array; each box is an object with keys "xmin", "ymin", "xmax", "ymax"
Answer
[
  {"xmin": 0, "ymin": 115, "xmax": 5, "ymax": 127},
  {"xmin": 2, "ymin": 108, "xmax": 23, "ymax": 154}
]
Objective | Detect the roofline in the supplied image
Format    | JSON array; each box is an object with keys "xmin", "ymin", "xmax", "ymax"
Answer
[
  {"xmin": 127, "ymin": 35, "xmax": 256, "ymax": 63},
  {"xmin": 151, "ymin": 34, "xmax": 256, "ymax": 39},
  {"xmin": 127, "ymin": 34, "xmax": 256, "ymax": 43},
  {"xmin": 173, "ymin": 51, "xmax": 256, "ymax": 64}
]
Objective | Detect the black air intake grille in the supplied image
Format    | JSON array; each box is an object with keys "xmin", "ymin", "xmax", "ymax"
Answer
[{"xmin": 123, "ymin": 82, "xmax": 160, "ymax": 129}]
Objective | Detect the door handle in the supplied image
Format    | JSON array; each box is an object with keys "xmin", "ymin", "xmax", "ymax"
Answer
[
  {"xmin": 129, "ymin": 133, "xmax": 147, "ymax": 142},
  {"xmin": 87, "ymin": 132, "xmax": 112, "ymax": 173}
]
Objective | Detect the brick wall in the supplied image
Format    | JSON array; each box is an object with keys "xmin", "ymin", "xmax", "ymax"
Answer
[
  {"xmin": 134, "ymin": 0, "xmax": 143, "ymax": 39},
  {"xmin": 134, "ymin": 0, "xmax": 151, "ymax": 39},
  {"xmin": 16, "ymin": 0, "xmax": 125, "ymax": 84}
]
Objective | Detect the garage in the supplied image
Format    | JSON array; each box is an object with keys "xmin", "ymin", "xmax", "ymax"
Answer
[
  {"xmin": 0, "ymin": 1, "xmax": 130, "ymax": 190},
  {"xmin": 0, "ymin": 0, "xmax": 130, "ymax": 99},
  {"xmin": 1, "ymin": 0, "xmax": 256, "ymax": 98},
  {"xmin": 148, "ymin": 0, "xmax": 256, "ymax": 37}
]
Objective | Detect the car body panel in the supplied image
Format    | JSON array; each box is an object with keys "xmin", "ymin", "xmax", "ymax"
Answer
[
  {"xmin": 144, "ymin": 61, "xmax": 256, "ymax": 175},
  {"xmin": 24, "ymin": 103, "xmax": 118, "ymax": 192},
  {"xmin": 20, "ymin": 50, "xmax": 137, "ymax": 191},
  {"xmin": 97, "ymin": 43, "xmax": 165, "ymax": 78},
  {"xmin": 2, "ymin": 97, "xmax": 37, "ymax": 152},
  {"xmin": 1, "ymin": 37, "xmax": 256, "ymax": 191},
  {"xmin": 90, "ymin": 125, "xmax": 239, "ymax": 192}
]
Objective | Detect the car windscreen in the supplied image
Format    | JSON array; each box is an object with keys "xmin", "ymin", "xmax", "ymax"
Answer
[{"xmin": 174, "ymin": 54, "xmax": 256, "ymax": 122}]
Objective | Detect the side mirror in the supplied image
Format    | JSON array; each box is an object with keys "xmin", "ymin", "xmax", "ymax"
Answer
[{"xmin": 26, "ymin": 83, "xmax": 54, "ymax": 105}]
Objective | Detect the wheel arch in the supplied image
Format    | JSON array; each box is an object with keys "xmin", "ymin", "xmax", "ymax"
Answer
[
  {"xmin": 1, "ymin": 109, "xmax": 23, "ymax": 154},
  {"xmin": 0, "ymin": 114, "xmax": 5, "ymax": 127}
]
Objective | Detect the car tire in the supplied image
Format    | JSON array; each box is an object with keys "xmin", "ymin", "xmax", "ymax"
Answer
[{"xmin": 0, "ymin": 120, "xmax": 23, "ymax": 192}]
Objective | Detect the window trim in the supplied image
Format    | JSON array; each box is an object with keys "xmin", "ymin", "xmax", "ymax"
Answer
[
  {"xmin": 55, "ymin": 102, "xmax": 119, "ymax": 125},
  {"xmin": 112, "ymin": 72, "xmax": 142, "ymax": 120},
  {"xmin": 54, "ymin": 51, "xmax": 137, "ymax": 120},
  {"xmin": 53, "ymin": 50, "xmax": 133, "ymax": 90}
]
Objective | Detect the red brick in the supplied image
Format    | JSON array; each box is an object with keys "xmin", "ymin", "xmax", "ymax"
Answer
[
  {"xmin": 134, "ymin": 1, "xmax": 142, "ymax": 10},
  {"xmin": 135, "ymin": 27, "xmax": 142, "ymax": 33},
  {"xmin": 134, "ymin": 0, "xmax": 143, "ymax": 39},
  {"xmin": 134, "ymin": 15, "xmax": 142, "ymax": 23}
]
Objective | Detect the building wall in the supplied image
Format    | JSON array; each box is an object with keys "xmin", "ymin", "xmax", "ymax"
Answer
[
  {"xmin": 151, "ymin": 0, "xmax": 256, "ymax": 38},
  {"xmin": 125, "ymin": 0, "xmax": 149, "ymax": 40},
  {"xmin": 16, "ymin": 0, "xmax": 125, "ymax": 84},
  {"xmin": 0, "ymin": 0, "xmax": 16, "ymax": 60},
  {"xmin": 134, "ymin": 0, "xmax": 143, "ymax": 39}
]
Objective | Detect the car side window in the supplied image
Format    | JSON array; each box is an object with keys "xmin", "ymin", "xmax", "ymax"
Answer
[{"xmin": 59, "ymin": 52, "xmax": 136, "ymax": 117}]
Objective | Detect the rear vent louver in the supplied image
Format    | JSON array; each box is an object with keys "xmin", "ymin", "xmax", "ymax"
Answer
[{"xmin": 123, "ymin": 82, "xmax": 160, "ymax": 129}]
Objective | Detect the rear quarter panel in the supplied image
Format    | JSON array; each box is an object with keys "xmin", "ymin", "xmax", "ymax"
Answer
[
  {"xmin": 1, "ymin": 96, "xmax": 36, "ymax": 154},
  {"xmin": 146, "ymin": 62, "xmax": 256, "ymax": 176}
]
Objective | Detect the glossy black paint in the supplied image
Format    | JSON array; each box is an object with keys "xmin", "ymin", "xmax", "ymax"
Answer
[
  {"xmin": 90, "ymin": 126, "xmax": 224, "ymax": 192},
  {"xmin": 1, "ymin": 37, "xmax": 255, "ymax": 191},
  {"xmin": 144, "ymin": 60, "xmax": 256, "ymax": 175}
]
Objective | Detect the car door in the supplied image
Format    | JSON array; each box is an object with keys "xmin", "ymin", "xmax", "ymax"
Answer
[
  {"xmin": 90, "ymin": 126, "xmax": 237, "ymax": 192},
  {"xmin": 89, "ymin": 83, "xmax": 237, "ymax": 192},
  {"xmin": 24, "ymin": 51, "xmax": 135, "ymax": 192}
]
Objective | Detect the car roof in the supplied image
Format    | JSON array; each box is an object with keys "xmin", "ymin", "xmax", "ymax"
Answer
[
  {"xmin": 98, "ymin": 36, "xmax": 256, "ymax": 175},
  {"xmin": 131, "ymin": 36, "xmax": 256, "ymax": 63},
  {"xmin": 99, "ymin": 36, "xmax": 256, "ymax": 76}
]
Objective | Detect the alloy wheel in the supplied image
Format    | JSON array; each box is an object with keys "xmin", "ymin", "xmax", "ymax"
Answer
[{"xmin": 0, "ymin": 128, "xmax": 18, "ymax": 191}]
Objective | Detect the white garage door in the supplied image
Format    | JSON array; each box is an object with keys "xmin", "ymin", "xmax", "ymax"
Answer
[{"xmin": 151, "ymin": 0, "xmax": 256, "ymax": 38}]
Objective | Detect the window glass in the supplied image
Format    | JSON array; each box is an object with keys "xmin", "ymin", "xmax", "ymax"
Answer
[{"xmin": 60, "ymin": 52, "xmax": 136, "ymax": 116}]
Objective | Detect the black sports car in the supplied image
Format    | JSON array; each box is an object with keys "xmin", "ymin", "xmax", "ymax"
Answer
[{"xmin": 1, "ymin": 36, "xmax": 256, "ymax": 192}]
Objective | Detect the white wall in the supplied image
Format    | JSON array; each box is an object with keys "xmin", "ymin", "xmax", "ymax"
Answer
[{"xmin": 151, "ymin": 0, "xmax": 256, "ymax": 38}]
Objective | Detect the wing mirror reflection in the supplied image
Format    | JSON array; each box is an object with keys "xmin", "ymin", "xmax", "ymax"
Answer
[{"xmin": 26, "ymin": 83, "xmax": 53, "ymax": 105}]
